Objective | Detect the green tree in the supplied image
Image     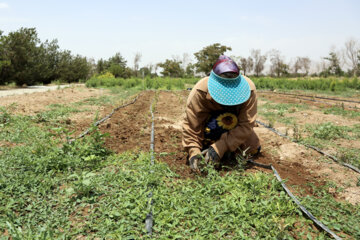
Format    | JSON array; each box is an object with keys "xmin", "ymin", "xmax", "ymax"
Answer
[
  {"xmin": 1, "ymin": 28, "xmax": 43, "ymax": 85},
  {"xmin": 56, "ymin": 51, "xmax": 90, "ymax": 83},
  {"xmin": 96, "ymin": 58, "xmax": 106, "ymax": 74},
  {"xmin": 185, "ymin": 63, "xmax": 195, "ymax": 78},
  {"xmin": 105, "ymin": 52, "xmax": 130, "ymax": 78},
  {"xmin": 324, "ymin": 52, "xmax": 344, "ymax": 76},
  {"xmin": 194, "ymin": 43, "xmax": 232, "ymax": 75},
  {"xmin": 0, "ymin": 30, "xmax": 11, "ymax": 84},
  {"xmin": 158, "ymin": 59, "xmax": 184, "ymax": 77}
]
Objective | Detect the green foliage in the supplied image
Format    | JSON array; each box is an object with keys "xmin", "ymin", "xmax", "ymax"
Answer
[
  {"xmin": 253, "ymin": 77, "xmax": 360, "ymax": 91},
  {"xmin": 300, "ymin": 184, "xmax": 360, "ymax": 239},
  {"xmin": 158, "ymin": 59, "xmax": 184, "ymax": 77},
  {"xmin": 86, "ymin": 76, "xmax": 192, "ymax": 90},
  {"xmin": 0, "ymin": 28, "xmax": 91, "ymax": 85},
  {"xmin": 308, "ymin": 122, "xmax": 350, "ymax": 140},
  {"xmin": 323, "ymin": 52, "xmax": 344, "ymax": 77},
  {"xmin": 96, "ymin": 52, "xmax": 133, "ymax": 78},
  {"xmin": 324, "ymin": 106, "xmax": 360, "ymax": 118},
  {"xmin": 194, "ymin": 43, "xmax": 232, "ymax": 74}
]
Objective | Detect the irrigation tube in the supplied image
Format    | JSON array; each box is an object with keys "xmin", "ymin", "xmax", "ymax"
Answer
[
  {"xmin": 145, "ymin": 99, "xmax": 155, "ymax": 235},
  {"xmin": 247, "ymin": 159, "xmax": 342, "ymax": 240},
  {"xmin": 68, "ymin": 93, "xmax": 141, "ymax": 143},
  {"xmin": 258, "ymin": 90, "xmax": 360, "ymax": 104},
  {"xmin": 256, "ymin": 120, "xmax": 360, "ymax": 174}
]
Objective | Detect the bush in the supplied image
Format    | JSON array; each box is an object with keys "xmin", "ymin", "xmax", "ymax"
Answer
[{"xmin": 252, "ymin": 77, "xmax": 360, "ymax": 92}]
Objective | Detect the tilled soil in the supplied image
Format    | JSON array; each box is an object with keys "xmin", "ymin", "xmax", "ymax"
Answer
[
  {"xmin": 3, "ymin": 88, "xmax": 359, "ymax": 203},
  {"xmin": 258, "ymin": 91, "xmax": 360, "ymax": 110},
  {"xmin": 95, "ymin": 90, "xmax": 360, "ymax": 203}
]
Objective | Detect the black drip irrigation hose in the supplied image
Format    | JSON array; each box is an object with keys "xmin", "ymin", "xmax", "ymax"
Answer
[
  {"xmin": 247, "ymin": 158, "xmax": 342, "ymax": 240},
  {"xmin": 68, "ymin": 93, "xmax": 141, "ymax": 143},
  {"xmin": 256, "ymin": 120, "xmax": 360, "ymax": 174},
  {"xmin": 145, "ymin": 99, "xmax": 155, "ymax": 235},
  {"xmin": 258, "ymin": 90, "xmax": 360, "ymax": 104}
]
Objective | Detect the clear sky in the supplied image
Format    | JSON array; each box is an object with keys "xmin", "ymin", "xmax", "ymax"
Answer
[{"xmin": 1, "ymin": 0, "xmax": 360, "ymax": 68}]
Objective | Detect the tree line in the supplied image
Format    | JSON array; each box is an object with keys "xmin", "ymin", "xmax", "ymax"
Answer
[{"xmin": 1, "ymin": 27, "xmax": 359, "ymax": 86}]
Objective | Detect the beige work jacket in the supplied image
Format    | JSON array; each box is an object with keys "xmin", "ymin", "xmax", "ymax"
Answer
[{"xmin": 182, "ymin": 76, "xmax": 257, "ymax": 159}]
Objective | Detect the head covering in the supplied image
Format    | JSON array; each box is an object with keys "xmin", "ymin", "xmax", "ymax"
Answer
[
  {"xmin": 208, "ymin": 55, "xmax": 250, "ymax": 106},
  {"xmin": 212, "ymin": 55, "xmax": 240, "ymax": 75}
]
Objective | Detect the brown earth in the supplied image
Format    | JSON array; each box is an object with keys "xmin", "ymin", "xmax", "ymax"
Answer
[
  {"xmin": 2, "ymin": 88, "xmax": 359, "ymax": 204},
  {"xmin": 95, "ymin": 90, "xmax": 360, "ymax": 204},
  {"xmin": 0, "ymin": 86, "xmax": 106, "ymax": 115},
  {"xmin": 258, "ymin": 91, "xmax": 360, "ymax": 110}
]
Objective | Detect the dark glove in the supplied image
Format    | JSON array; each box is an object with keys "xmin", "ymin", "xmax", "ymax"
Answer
[
  {"xmin": 189, "ymin": 154, "xmax": 203, "ymax": 173},
  {"xmin": 205, "ymin": 146, "xmax": 221, "ymax": 168}
]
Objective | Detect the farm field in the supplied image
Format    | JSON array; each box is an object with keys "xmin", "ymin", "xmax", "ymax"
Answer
[{"xmin": 0, "ymin": 84, "xmax": 360, "ymax": 239}]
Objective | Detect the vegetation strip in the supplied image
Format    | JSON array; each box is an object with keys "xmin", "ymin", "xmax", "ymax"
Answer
[
  {"xmin": 258, "ymin": 91, "xmax": 360, "ymax": 104},
  {"xmin": 145, "ymin": 97, "xmax": 156, "ymax": 235},
  {"xmin": 68, "ymin": 93, "xmax": 142, "ymax": 142},
  {"xmin": 260, "ymin": 92, "xmax": 358, "ymax": 110},
  {"xmin": 256, "ymin": 120, "xmax": 360, "ymax": 174},
  {"xmin": 247, "ymin": 158, "xmax": 342, "ymax": 240}
]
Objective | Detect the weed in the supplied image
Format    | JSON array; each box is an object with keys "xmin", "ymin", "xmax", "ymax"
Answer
[
  {"xmin": 309, "ymin": 122, "xmax": 349, "ymax": 140},
  {"xmin": 292, "ymin": 123, "xmax": 302, "ymax": 142}
]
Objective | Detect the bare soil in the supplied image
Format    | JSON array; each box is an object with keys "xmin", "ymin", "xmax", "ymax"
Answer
[
  {"xmin": 2, "ymin": 88, "xmax": 359, "ymax": 204},
  {"xmin": 258, "ymin": 91, "xmax": 360, "ymax": 110},
  {"xmin": 0, "ymin": 86, "xmax": 106, "ymax": 115}
]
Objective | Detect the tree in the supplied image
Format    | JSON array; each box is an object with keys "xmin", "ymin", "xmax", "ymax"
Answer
[
  {"xmin": 96, "ymin": 58, "xmax": 106, "ymax": 74},
  {"xmin": 194, "ymin": 43, "xmax": 232, "ymax": 75},
  {"xmin": 324, "ymin": 52, "xmax": 343, "ymax": 76},
  {"xmin": 108, "ymin": 52, "xmax": 127, "ymax": 68},
  {"xmin": 344, "ymin": 39, "xmax": 359, "ymax": 77},
  {"xmin": 104, "ymin": 52, "xmax": 130, "ymax": 78},
  {"xmin": 133, "ymin": 52, "xmax": 142, "ymax": 77},
  {"xmin": 251, "ymin": 49, "xmax": 267, "ymax": 77},
  {"xmin": 56, "ymin": 51, "xmax": 91, "ymax": 82},
  {"xmin": 0, "ymin": 31, "xmax": 11, "ymax": 84},
  {"xmin": 239, "ymin": 57, "xmax": 254, "ymax": 76},
  {"xmin": 185, "ymin": 63, "xmax": 195, "ymax": 78},
  {"xmin": 293, "ymin": 57, "xmax": 311, "ymax": 76},
  {"xmin": 1, "ymin": 28, "xmax": 42, "ymax": 85},
  {"xmin": 158, "ymin": 59, "xmax": 184, "ymax": 77},
  {"xmin": 269, "ymin": 49, "xmax": 289, "ymax": 77}
]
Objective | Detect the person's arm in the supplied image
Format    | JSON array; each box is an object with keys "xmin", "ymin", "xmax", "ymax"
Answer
[
  {"xmin": 211, "ymin": 90, "xmax": 257, "ymax": 158},
  {"xmin": 182, "ymin": 90, "xmax": 210, "ymax": 160}
]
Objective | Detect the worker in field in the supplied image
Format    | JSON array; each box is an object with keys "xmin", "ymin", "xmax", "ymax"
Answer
[{"xmin": 182, "ymin": 55, "xmax": 261, "ymax": 173}]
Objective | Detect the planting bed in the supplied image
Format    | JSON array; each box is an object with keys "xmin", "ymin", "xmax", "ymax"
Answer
[
  {"xmin": 1, "ymin": 86, "xmax": 360, "ymax": 238},
  {"xmin": 93, "ymin": 90, "xmax": 359, "ymax": 203}
]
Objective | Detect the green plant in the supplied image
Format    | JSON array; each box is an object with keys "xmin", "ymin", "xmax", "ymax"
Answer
[{"xmin": 310, "ymin": 122, "xmax": 348, "ymax": 140}]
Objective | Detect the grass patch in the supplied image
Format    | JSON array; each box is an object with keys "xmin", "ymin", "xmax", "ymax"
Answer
[
  {"xmin": 300, "ymin": 183, "xmax": 360, "ymax": 239},
  {"xmin": 324, "ymin": 106, "xmax": 360, "ymax": 118},
  {"xmin": 258, "ymin": 102, "xmax": 308, "ymax": 126},
  {"xmin": 85, "ymin": 76, "xmax": 198, "ymax": 90}
]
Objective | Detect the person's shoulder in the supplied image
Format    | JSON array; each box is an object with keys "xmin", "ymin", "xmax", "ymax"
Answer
[
  {"xmin": 193, "ymin": 76, "xmax": 209, "ymax": 92},
  {"xmin": 243, "ymin": 75, "xmax": 256, "ymax": 91}
]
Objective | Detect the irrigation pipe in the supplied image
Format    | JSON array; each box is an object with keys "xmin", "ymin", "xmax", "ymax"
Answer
[
  {"xmin": 68, "ymin": 93, "xmax": 141, "ymax": 143},
  {"xmin": 247, "ymin": 158, "xmax": 342, "ymax": 240},
  {"xmin": 145, "ymin": 97, "xmax": 156, "ymax": 235},
  {"xmin": 258, "ymin": 90, "xmax": 360, "ymax": 104},
  {"xmin": 256, "ymin": 120, "xmax": 360, "ymax": 174}
]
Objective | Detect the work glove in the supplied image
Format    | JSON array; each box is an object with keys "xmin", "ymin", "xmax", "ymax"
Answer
[
  {"xmin": 189, "ymin": 154, "xmax": 203, "ymax": 173},
  {"xmin": 204, "ymin": 146, "xmax": 221, "ymax": 169}
]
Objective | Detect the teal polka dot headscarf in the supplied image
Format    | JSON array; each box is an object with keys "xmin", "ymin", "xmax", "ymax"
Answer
[{"xmin": 208, "ymin": 55, "xmax": 250, "ymax": 106}]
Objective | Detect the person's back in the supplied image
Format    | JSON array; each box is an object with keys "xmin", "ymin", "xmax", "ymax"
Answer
[{"xmin": 182, "ymin": 55, "xmax": 261, "ymax": 173}]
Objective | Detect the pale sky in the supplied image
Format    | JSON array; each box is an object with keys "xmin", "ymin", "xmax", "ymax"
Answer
[{"xmin": 1, "ymin": 0, "xmax": 360, "ymax": 68}]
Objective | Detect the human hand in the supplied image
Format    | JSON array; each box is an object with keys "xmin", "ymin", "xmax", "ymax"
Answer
[{"xmin": 204, "ymin": 146, "xmax": 220, "ymax": 169}]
